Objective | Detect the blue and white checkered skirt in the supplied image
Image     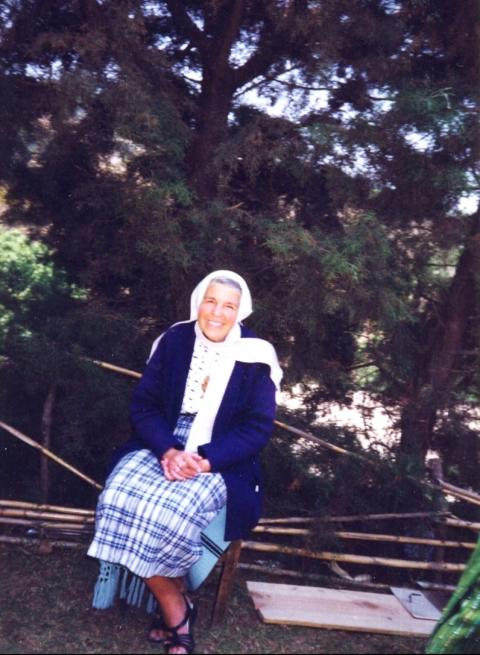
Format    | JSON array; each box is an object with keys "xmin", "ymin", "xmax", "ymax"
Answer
[{"xmin": 87, "ymin": 414, "xmax": 227, "ymax": 579}]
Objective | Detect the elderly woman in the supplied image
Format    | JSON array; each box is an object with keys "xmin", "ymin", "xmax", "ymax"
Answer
[{"xmin": 87, "ymin": 270, "xmax": 281, "ymax": 654}]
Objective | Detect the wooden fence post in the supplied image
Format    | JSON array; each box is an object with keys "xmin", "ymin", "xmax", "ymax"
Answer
[{"xmin": 40, "ymin": 383, "xmax": 57, "ymax": 505}]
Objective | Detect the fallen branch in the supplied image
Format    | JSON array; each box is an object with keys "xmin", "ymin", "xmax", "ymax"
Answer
[
  {"xmin": 253, "ymin": 525, "xmax": 476, "ymax": 549},
  {"xmin": 89, "ymin": 359, "xmax": 141, "ymax": 379},
  {"xmin": 254, "ymin": 525, "xmax": 311, "ymax": 534},
  {"xmin": 259, "ymin": 511, "xmax": 449, "ymax": 524},
  {"xmin": 0, "ymin": 517, "xmax": 93, "ymax": 532},
  {"xmin": 0, "ymin": 508, "xmax": 94, "ymax": 523},
  {"xmin": 334, "ymin": 530, "xmax": 475, "ymax": 549},
  {"xmin": 0, "ymin": 500, "xmax": 94, "ymax": 516},
  {"xmin": 438, "ymin": 483, "xmax": 480, "ymax": 507},
  {"xmin": 444, "ymin": 517, "xmax": 480, "ymax": 532},
  {"xmin": 274, "ymin": 419, "xmax": 367, "ymax": 460},
  {"xmin": 439, "ymin": 480, "xmax": 480, "ymax": 501},
  {"xmin": 241, "ymin": 540, "xmax": 466, "ymax": 572},
  {"xmin": 0, "ymin": 421, "xmax": 103, "ymax": 491}
]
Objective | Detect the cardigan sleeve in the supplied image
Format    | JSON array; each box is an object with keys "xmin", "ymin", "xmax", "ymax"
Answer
[
  {"xmin": 198, "ymin": 365, "xmax": 276, "ymax": 471},
  {"xmin": 129, "ymin": 335, "xmax": 184, "ymax": 458}
]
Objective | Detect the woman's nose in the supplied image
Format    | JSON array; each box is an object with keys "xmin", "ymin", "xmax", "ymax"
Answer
[{"xmin": 211, "ymin": 303, "xmax": 222, "ymax": 316}]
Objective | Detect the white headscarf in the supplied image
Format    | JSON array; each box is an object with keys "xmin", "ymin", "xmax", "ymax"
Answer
[{"xmin": 190, "ymin": 269, "xmax": 253, "ymax": 322}]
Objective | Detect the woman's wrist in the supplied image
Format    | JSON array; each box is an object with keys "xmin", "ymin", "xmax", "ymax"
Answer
[
  {"xmin": 200, "ymin": 458, "xmax": 211, "ymax": 473},
  {"xmin": 162, "ymin": 447, "xmax": 181, "ymax": 461}
]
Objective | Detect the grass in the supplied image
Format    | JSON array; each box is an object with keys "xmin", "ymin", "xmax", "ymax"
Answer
[{"xmin": 0, "ymin": 543, "xmax": 429, "ymax": 654}]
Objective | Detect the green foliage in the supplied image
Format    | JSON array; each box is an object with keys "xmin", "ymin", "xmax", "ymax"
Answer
[
  {"xmin": 0, "ymin": 227, "xmax": 73, "ymax": 344},
  {"xmin": 263, "ymin": 410, "xmax": 443, "ymax": 557},
  {"xmin": 0, "ymin": 226, "xmax": 150, "ymax": 503}
]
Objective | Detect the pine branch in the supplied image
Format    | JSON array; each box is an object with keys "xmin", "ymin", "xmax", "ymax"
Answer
[
  {"xmin": 233, "ymin": 64, "xmax": 301, "ymax": 99},
  {"xmin": 232, "ymin": 2, "xmax": 310, "ymax": 90},
  {"xmin": 164, "ymin": 0, "xmax": 206, "ymax": 51}
]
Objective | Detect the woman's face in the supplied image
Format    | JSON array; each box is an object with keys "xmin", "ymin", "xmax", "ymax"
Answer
[{"xmin": 197, "ymin": 282, "xmax": 241, "ymax": 342}]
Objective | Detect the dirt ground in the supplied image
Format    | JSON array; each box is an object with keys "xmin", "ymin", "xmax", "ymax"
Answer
[{"xmin": 0, "ymin": 543, "xmax": 429, "ymax": 654}]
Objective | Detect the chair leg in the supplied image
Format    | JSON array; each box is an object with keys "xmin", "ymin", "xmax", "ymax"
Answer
[{"xmin": 210, "ymin": 539, "xmax": 242, "ymax": 627}]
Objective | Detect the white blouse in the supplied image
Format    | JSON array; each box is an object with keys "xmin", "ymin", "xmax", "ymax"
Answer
[{"xmin": 180, "ymin": 339, "xmax": 223, "ymax": 414}]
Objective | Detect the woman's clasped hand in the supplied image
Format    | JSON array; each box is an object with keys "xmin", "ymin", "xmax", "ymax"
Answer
[{"xmin": 161, "ymin": 448, "xmax": 211, "ymax": 480}]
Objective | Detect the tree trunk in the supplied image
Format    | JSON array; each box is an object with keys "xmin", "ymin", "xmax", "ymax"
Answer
[
  {"xmin": 399, "ymin": 211, "xmax": 480, "ymax": 462},
  {"xmin": 187, "ymin": 72, "xmax": 235, "ymax": 200},
  {"xmin": 185, "ymin": 1, "xmax": 245, "ymax": 200}
]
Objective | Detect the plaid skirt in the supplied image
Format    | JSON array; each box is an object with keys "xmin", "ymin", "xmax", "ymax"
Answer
[{"xmin": 87, "ymin": 415, "xmax": 227, "ymax": 579}]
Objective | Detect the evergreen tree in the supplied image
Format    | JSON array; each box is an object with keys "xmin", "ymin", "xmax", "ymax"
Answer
[{"xmin": 0, "ymin": 0, "xmax": 478, "ymax": 492}]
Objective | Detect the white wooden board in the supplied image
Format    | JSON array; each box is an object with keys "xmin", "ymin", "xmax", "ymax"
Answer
[{"xmin": 246, "ymin": 581, "xmax": 435, "ymax": 637}]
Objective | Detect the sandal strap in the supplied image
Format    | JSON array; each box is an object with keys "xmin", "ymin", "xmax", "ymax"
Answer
[{"xmin": 165, "ymin": 632, "xmax": 195, "ymax": 654}]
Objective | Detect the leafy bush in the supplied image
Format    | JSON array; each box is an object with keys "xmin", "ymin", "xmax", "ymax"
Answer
[{"xmin": 0, "ymin": 227, "xmax": 147, "ymax": 505}]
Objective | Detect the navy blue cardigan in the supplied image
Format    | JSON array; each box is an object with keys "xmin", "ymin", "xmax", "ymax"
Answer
[{"xmin": 108, "ymin": 320, "xmax": 276, "ymax": 541}]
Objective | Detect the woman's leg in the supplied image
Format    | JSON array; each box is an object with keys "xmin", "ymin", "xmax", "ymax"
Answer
[
  {"xmin": 145, "ymin": 575, "xmax": 193, "ymax": 654},
  {"xmin": 147, "ymin": 576, "xmax": 186, "ymax": 641}
]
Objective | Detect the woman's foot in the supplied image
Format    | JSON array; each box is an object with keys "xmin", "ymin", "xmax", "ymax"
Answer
[
  {"xmin": 164, "ymin": 594, "xmax": 197, "ymax": 655},
  {"xmin": 146, "ymin": 577, "xmax": 188, "ymax": 645}
]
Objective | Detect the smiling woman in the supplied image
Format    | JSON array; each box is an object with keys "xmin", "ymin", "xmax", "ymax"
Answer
[{"xmin": 87, "ymin": 270, "xmax": 282, "ymax": 655}]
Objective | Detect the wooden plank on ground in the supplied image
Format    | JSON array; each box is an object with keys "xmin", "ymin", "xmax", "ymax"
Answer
[{"xmin": 246, "ymin": 581, "xmax": 435, "ymax": 637}]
